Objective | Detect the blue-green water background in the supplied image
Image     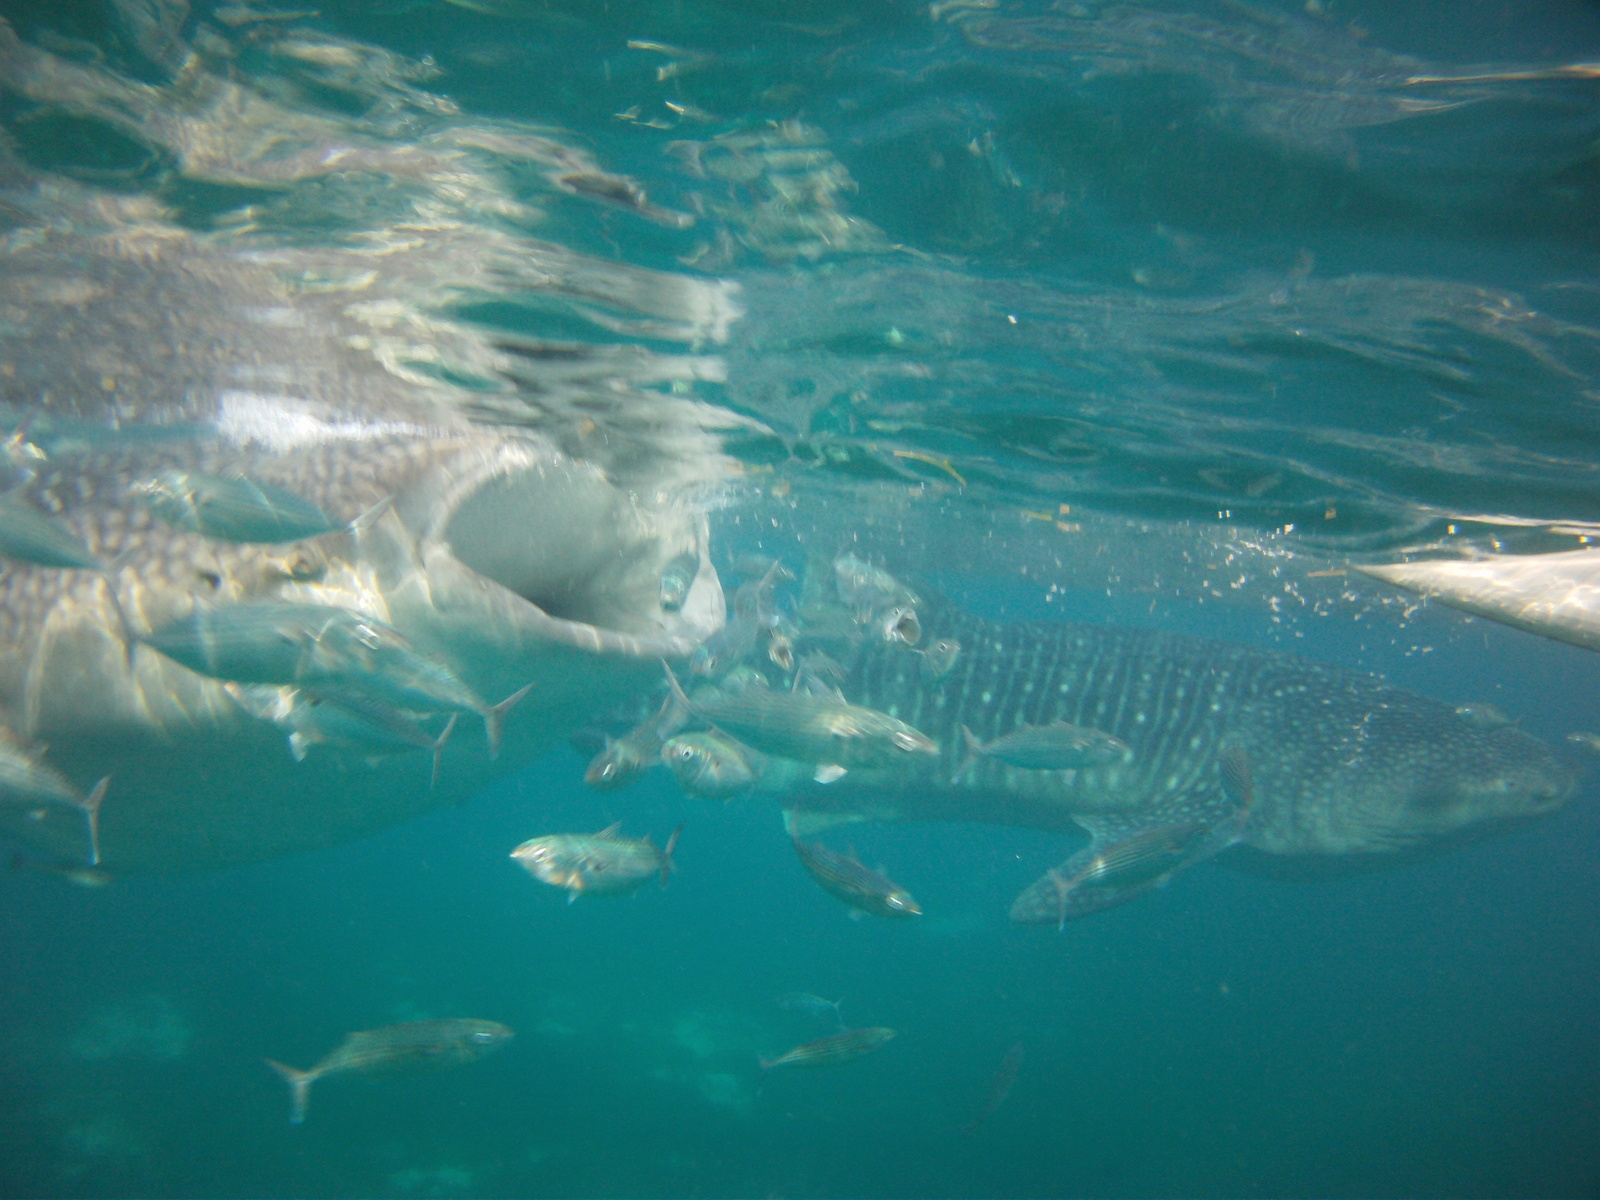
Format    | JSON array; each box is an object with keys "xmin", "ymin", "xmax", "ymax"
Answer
[{"xmin": 2, "ymin": 0, "xmax": 1600, "ymax": 1195}]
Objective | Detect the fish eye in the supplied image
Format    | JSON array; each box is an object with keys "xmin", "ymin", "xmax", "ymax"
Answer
[{"xmin": 473, "ymin": 1031, "xmax": 494, "ymax": 1043}]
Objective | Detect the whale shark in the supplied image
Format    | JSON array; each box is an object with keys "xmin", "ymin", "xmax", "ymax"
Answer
[
  {"xmin": 737, "ymin": 593, "xmax": 1578, "ymax": 922},
  {"xmin": 0, "ymin": 21, "xmax": 751, "ymax": 871}
]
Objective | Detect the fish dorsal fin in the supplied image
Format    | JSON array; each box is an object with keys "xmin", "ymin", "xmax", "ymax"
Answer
[
  {"xmin": 346, "ymin": 493, "xmax": 395, "ymax": 536},
  {"xmin": 595, "ymin": 820, "xmax": 624, "ymax": 839}
]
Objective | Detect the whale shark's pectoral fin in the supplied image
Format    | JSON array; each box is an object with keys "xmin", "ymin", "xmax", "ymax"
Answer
[{"xmin": 1009, "ymin": 806, "xmax": 1242, "ymax": 929}]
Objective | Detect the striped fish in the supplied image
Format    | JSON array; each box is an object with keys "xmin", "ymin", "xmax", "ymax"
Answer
[
  {"xmin": 263, "ymin": 1018, "xmax": 513, "ymax": 1124},
  {"xmin": 792, "ymin": 836, "xmax": 921, "ymax": 918},
  {"xmin": 777, "ymin": 596, "xmax": 1575, "ymax": 922},
  {"xmin": 760, "ymin": 1026, "xmax": 897, "ymax": 1071}
]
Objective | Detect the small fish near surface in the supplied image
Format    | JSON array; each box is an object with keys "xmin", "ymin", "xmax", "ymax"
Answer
[
  {"xmin": 0, "ymin": 495, "xmax": 104, "ymax": 568},
  {"xmin": 760, "ymin": 1026, "xmax": 897, "ymax": 1071},
  {"xmin": 130, "ymin": 470, "xmax": 342, "ymax": 544},
  {"xmin": 263, "ymin": 1018, "xmax": 513, "ymax": 1125},
  {"xmin": 959, "ymin": 720, "xmax": 1132, "ymax": 776},
  {"xmin": 834, "ymin": 554, "xmax": 918, "ymax": 617},
  {"xmin": 665, "ymin": 665, "xmax": 938, "ymax": 778},
  {"xmin": 0, "ymin": 733, "xmax": 110, "ymax": 865},
  {"xmin": 661, "ymin": 731, "xmax": 762, "ymax": 799},
  {"xmin": 511, "ymin": 822, "xmax": 683, "ymax": 899},
  {"xmin": 792, "ymin": 836, "xmax": 921, "ymax": 919}
]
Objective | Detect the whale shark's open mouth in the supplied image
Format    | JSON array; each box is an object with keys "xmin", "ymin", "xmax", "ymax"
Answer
[{"xmin": 426, "ymin": 440, "xmax": 723, "ymax": 662}]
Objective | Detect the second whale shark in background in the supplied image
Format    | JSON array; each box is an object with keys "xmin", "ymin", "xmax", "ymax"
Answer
[{"xmin": 711, "ymin": 587, "xmax": 1579, "ymax": 924}]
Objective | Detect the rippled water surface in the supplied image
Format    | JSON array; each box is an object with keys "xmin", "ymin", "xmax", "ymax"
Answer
[{"xmin": 0, "ymin": 1, "xmax": 1597, "ymax": 1196}]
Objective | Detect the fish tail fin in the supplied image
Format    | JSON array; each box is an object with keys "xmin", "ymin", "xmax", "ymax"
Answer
[
  {"xmin": 1046, "ymin": 867, "xmax": 1071, "ymax": 933},
  {"xmin": 483, "ymin": 684, "xmax": 533, "ymax": 759},
  {"xmin": 101, "ymin": 582, "xmax": 139, "ymax": 670},
  {"xmin": 263, "ymin": 1058, "xmax": 315, "ymax": 1125},
  {"xmin": 661, "ymin": 660, "xmax": 693, "ymax": 711},
  {"xmin": 81, "ymin": 777, "xmax": 109, "ymax": 866},
  {"xmin": 660, "ymin": 822, "xmax": 684, "ymax": 886},
  {"xmin": 429, "ymin": 714, "xmax": 458, "ymax": 789},
  {"xmin": 957, "ymin": 725, "xmax": 982, "ymax": 778},
  {"xmin": 757, "ymin": 1056, "xmax": 776, "ymax": 1073}
]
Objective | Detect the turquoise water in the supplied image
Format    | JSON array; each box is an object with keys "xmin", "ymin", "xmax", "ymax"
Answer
[{"xmin": 1, "ymin": 1, "xmax": 1598, "ymax": 1196}]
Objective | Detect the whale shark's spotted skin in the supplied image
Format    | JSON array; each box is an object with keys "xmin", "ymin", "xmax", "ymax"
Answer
[{"xmin": 777, "ymin": 602, "xmax": 1575, "ymax": 917}]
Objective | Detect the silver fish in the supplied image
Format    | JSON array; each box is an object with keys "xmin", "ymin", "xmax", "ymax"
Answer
[
  {"xmin": 0, "ymin": 495, "xmax": 103, "ymax": 569},
  {"xmin": 777, "ymin": 992, "xmax": 845, "ymax": 1026},
  {"xmin": 225, "ymin": 685, "xmax": 458, "ymax": 786},
  {"xmin": 130, "ymin": 470, "xmax": 341, "ymax": 543},
  {"xmin": 834, "ymin": 554, "xmax": 918, "ymax": 615},
  {"xmin": 120, "ymin": 599, "xmax": 530, "ymax": 757},
  {"xmin": 658, "ymin": 550, "xmax": 700, "ymax": 612},
  {"xmin": 959, "ymin": 720, "xmax": 1132, "ymax": 774},
  {"xmin": 264, "ymin": 1018, "xmax": 513, "ymax": 1125},
  {"xmin": 759, "ymin": 1026, "xmax": 896, "ymax": 1070},
  {"xmin": 691, "ymin": 560, "xmax": 787, "ymax": 678},
  {"xmin": 665, "ymin": 667, "xmax": 938, "ymax": 775},
  {"xmin": 918, "ymin": 637, "xmax": 962, "ymax": 682},
  {"xmin": 879, "ymin": 605, "xmax": 922, "ymax": 647},
  {"xmin": 1455, "ymin": 702, "xmax": 1513, "ymax": 730},
  {"xmin": 0, "ymin": 733, "xmax": 110, "ymax": 865},
  {"xmin": 661, "ymin": 731, "xmax": 761, "ymax": 798},
  {"xmin": 511, "ymin": 822, "xmax": 683, "ymax": 899},
  {"xmin": 585, "ymin": 694, "xmax": 687, "ymax": 790},
  {"xmin": 767, "ymin": 626, "xmax": 796, "ymax": 671},
  {"xmin": 792, "ymin": 837, "xmax": 921, "ymax": 918}
]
